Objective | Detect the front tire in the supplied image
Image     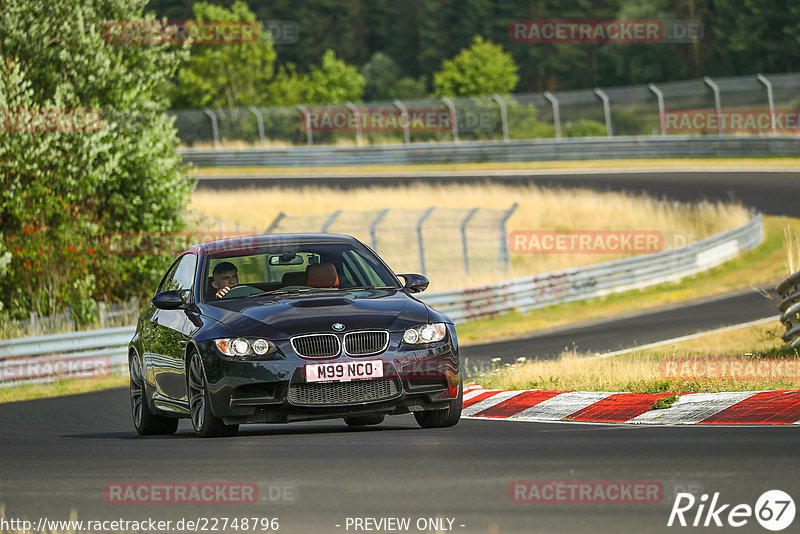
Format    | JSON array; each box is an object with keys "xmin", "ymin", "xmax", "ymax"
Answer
[
  {"xmin": 414, "ymin": 381, "xmax": 462, "ymax": 428},
  {"xmin": 187, "ymin": 351, "xmax": 238, "ymax": 438},
  {"xmin": 129, "ymin": 353, "xmax": 178, "ymax": 436}
]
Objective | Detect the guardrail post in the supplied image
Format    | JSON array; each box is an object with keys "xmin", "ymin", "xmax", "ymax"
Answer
[
  {"xmin": 417, "ymin": 207, "xmax": 436, "ymax": 275},
  {"xmin": 497, "ymin": 203, "xmax": 518, "ymax": 270},
  {"xmin": 392, "ymin": 99, "xmax": 411, "ymax": 144},
  {"xmin": 648, "ymin": 83, "xmax": 666, "ymax": 135},
  {"xmin": 441, "ymin": 97, "xmax": 459, "ymax": 142},
  {"xmin": 460, "ymin": 207, "xmax": 479, "ymax": 273},
  {"xmin": 265, "ymin": 212, "xmax": 285, "ymax": 234},
  {"xmin": 756, "ymin": 73, "xmax": 777, "ymax": 134},
  {"xmin": 248, "ymin": 106, "xmax": 266, "ymax": 145},
  {"xmin": 369, "ymin": 209, "xmax": 390, "ymax": 251},
  {"xmin": 321, "ymin": 210, "xmax": 342, "ymax": 233},
  {"xmin": 345, "ymin": 102, "xmax": 363, "ymax": 146},
  {"xmin": 703, "ymin": 76, "xmax": 723, "ymax": 136},
  {"xmin": 202, "ymin": 107, "xmax": 220, "ymax": 147},
  {"xmin": 491, "ymin": 94, "xmax": 510, "ymax": 142},
  {"xmin": 594, "ymin": 88, "xmax": 613, "ymax": 137},
  {"xmin": 543, "ymin": 91, "xmax": 561, "ymax": 139},
  {"xmin": 297, "ymin": 104, "xmax": 313, "ymax": 146}
]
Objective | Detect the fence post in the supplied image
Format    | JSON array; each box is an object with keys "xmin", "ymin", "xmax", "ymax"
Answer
[
  {"xmin": 460, "ymin": 207, "xmax": 479, "ymax": 273},
  {"xmin": 441, "ymin": 97, "xmax": 459, "ymax": 142},
  {"xmin": 345, "ymin": 102, "xmax": 363, "ymax": 146},
  {"xmin": 297, "ymin": 104, "xmax": 313, "ymax": 146},
  {"xmin": 703, "ymin": 76, "xmax": 722, "ymax": 136},
  {"xmin": 543, "ymin": 91, "xmax": 561, "ymax": 139},
  {"xmin": 321, "ymin": 210, "xmax": 342, "ymax": 233},
  {"xmin": 248, "ymin": 106, "xmax": 266, "ymax": 145},
  {"xmin": 417, "ymin": 207, "xmax": 436, "ymax": 275},
  {"xmin": 369, "ymin": 209, "xmax": 390, "ymax": 251},
  {"xmin": 98, "ymin": 301, "xmax": 107, "ymax": 329},
  {"xmin": 594, "ymin": 88, "xmax": 613, "ymax": 137},
  {"xmin": 265, "ymin": 212, "xmax": 285, "ymax": 234},
  {"xmin": 202, "ymin": 107, "xmax": 220, "ymax": 147},
  {"xmin": 393, "ymin": 99, "xmax": 411, "ymax": 144},
  {"xmin": 497, "ymin": 203, "xmax": 518, "ymax": 270},
  {"xmin": 30, "ymin": 311, "xmax": 39, "ymax": 336},
  {"xmin": 648, "ymin": 83, "xmax": 666, "ymax": 135},
  {"xmin": 491, "ymin": 94, "xmax": 510, "ymax": 142},
  {"xmin": 65, "ymin": 306, "xmax": 74, "ymax": 332},
  {"xmin": 756, "ymin": 73, "xmax": 777, "ymax": 133}
]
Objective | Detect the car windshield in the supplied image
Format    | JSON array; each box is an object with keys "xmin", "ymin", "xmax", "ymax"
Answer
[{"xmin": 203, "ymin": 241, "xmax": 400, "ymax": 302}]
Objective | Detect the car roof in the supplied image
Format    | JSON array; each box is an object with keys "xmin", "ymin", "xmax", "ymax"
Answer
[{"xmin": 188, "ymin": 233, "xmax": 362, "ymax": 255}]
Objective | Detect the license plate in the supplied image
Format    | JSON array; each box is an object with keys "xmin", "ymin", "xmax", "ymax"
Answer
[{"xmin": 305, "ymin": 360, "xmax": 383, "ymax": 382}]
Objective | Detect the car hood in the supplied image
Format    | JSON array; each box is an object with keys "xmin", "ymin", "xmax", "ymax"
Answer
[{"xmin": 200, "ymin": 289, "xmax": 431, "ymax": 339}]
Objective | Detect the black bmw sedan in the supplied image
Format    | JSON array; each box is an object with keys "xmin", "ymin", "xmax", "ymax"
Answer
[{"xmin": 128, "ymin": 233, "xmax": 461, "ymax": 437}]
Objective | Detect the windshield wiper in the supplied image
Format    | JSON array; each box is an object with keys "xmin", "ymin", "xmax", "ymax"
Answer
[
  {"xmin": 248, "ymin": 287, "xmax": 340, "ymax": 298},
  {"xmin": 348, "ymin": 285, "xmax": 398, "ymax": 290}
]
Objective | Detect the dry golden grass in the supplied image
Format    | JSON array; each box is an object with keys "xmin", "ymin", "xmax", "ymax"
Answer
[
  {"xmin": 190, "ymin": 183, "xmax": 749, "ymax": 291},
  {"xmin": 785, "ymin": 226, "xmax": 800, "ymax": 274},
  {"xmin": 0, "ymin": 375, "xmax": 128, "ymax": 404},
  {"xmin": 474, "ymin": 320, "xmax": 798, "ymax": 393}
]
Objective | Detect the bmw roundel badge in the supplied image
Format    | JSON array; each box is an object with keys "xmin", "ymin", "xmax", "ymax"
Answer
[{"xmin": 332, "ymin": 322, "xmax": 345, "ymax": 331}]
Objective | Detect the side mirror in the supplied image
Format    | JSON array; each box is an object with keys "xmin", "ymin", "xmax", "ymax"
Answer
[
  {"xmin": 399, "ymin": 273, "xmax": 429, "ymax": 294},
  {"xmin": 152, "ymin": 290, "xmax": 187, "ymax": 310}
]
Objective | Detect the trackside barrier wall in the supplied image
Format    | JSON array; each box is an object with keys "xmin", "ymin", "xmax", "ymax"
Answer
[
  {"xmin": 179, "ymin": 136, "xmax": 800, "ymax": 168},
  {"xmin": 0, "ymin": 215, "xmax": 763, "ymax": 387}
]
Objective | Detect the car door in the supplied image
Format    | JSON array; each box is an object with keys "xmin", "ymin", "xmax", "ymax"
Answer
[{"xmin": 148, "ymin": 253, "xmax": 198, "ymax": 404}]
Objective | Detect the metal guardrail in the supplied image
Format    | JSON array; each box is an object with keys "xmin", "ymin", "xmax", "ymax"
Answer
[
  {"xmin": 178, "ymin": 136, "xmax": 800, "ymax": 168},
  {"xmin": 0, "ymin": 214, "xmax": 763, "ymax": 387},
  {"xmin": 419, "ymin": 214, "xmax": 763, "ymax": 323},
  {"xmin": 0, "ymin": 327, "xmax": 134, "ymax": 388},
  {"xmin": 777, "ymin": 271, "xmax": 800, "ymax": 347}
]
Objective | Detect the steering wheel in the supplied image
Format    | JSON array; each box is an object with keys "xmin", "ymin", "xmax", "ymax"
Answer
[{"xmin": 218, "ymin": 284, "xmax": 261, "ymax": 299}]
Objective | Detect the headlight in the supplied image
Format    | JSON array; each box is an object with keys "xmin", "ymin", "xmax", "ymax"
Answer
[
  {"xmin": 402, "ymin": 323, "xmax": 447, "ymax": 345},
  {"xmin": 215, "ymin": 338, "xmax": 275, "ymax": 358}
]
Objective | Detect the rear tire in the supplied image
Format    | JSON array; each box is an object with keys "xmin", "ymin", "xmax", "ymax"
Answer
[
  {"xmin": 129, "ymin": 353, "xmax": 178, "ymax": 436},
  {"xmin": 344, "ymin": 414, "xmax": 385, "ymax": 427},
  {"xmin": 414, "ymin": 380, "xmax": 462, "ymax": 429},
  {"xmin": 187, "ymin": 351, "xmax": 239, "ymax": 438}
]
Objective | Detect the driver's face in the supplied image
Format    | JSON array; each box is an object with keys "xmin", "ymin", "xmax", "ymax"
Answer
[{"xmin": 213, "ymin": 269, "xmax": 238, "ymax": 289}]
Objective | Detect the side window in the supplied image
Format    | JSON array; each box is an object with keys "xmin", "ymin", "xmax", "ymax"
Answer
[{"xmin": 159, "ymin": 254, "xmax": 197, "ymax": 292}]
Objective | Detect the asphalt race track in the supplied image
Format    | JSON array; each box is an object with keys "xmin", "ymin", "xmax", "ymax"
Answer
[
  {"xmin": 2, "ymin": 169, "xmax": 799, "ymax": 534},
  {"xmin": 1, "ymin": 388, "xmax": 798, "ymax": 534}
]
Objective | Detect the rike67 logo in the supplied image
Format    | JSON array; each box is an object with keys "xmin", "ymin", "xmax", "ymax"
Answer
[{"xmin": 668, "ymin": 490, "xmax": 795, "ymax": 531}]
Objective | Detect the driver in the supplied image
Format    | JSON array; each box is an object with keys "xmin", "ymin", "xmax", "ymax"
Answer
[{"xmin": 211, "ymin": 261, "xmax": 239, "ymax": 299}]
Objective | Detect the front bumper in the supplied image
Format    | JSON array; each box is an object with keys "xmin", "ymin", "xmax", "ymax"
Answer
[{"xmin": 196, "ymin": 328, "xmax": 460, "ymax": 424}]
